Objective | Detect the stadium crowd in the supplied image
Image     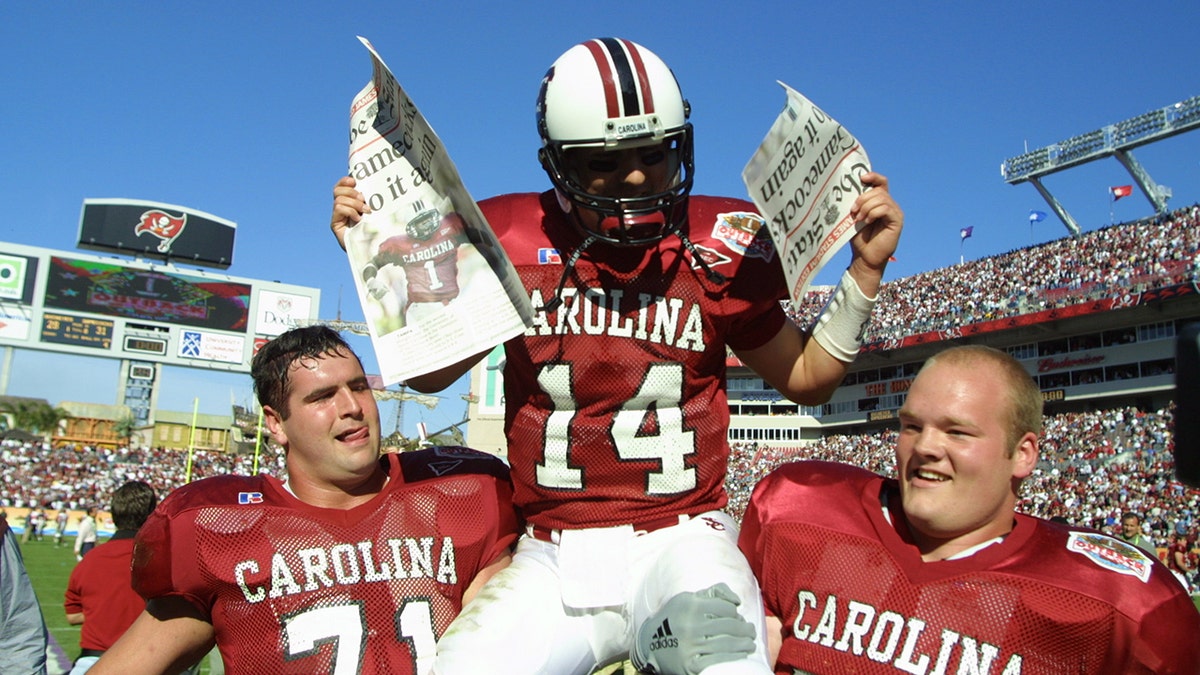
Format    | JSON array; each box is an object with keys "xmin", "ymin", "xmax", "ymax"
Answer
[
  {"xmin": 0, "ymin": 442, "xmax": 281, "ymax": 512},
  {"xmin": 789, "ymin": 204, "xmax": 1200, "ymax": 342}
]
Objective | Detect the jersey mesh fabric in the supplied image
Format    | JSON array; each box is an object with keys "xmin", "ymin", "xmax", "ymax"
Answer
[
  {"xmin": 742, "ymin": 461, "xmax": 1200, "ymax": 674},
  {"xmin": 133, "ymin": 450, "xmax": 516, "ymax": 675},
  {"xmin": 482, "ymin": 191, "xmax": 788, "ymax": 529}
]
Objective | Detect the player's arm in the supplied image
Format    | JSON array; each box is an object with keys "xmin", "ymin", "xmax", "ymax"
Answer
[
  {"xmin": 735, "ymin": 172, "xmax": 901, "ymax": 405},
  {"xmin": 764, "ymin": 614, "xmax": 783, "ymax": 667},
  {"xmin": 405, "ymin": 349, "xmax": 489, "ymax": 393},
  {"xmin": 462, "ymin": 552, "xmax": 511, "ymax": 607},
  {"xmin": 65, "ymin": 612, "xmax": 84, "ymax": 625},
  {"xmin": 89, "ymin": 597, "xmax": 215, "ymax": 675}
]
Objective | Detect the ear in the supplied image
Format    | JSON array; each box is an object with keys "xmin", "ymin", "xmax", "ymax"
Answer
[
  {"xmin": 1010, "ymin": 432, "xmax": 1039, "ymax": 479},
  {"xmin": 263, "ymin": 406, "xmax": 288, "ymax": 448}
]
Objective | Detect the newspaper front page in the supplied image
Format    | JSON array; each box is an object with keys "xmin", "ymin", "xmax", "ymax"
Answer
[
  {"xmin": 742, "ymin": 83, "xmax": 872, "ymax": 303},
  {"xmin": 343, "ymin": 37, "xmax": 532, "ymax": 385}
]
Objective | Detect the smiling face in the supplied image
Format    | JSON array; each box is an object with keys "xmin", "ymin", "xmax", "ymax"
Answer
[
  {"xmin": 895, "ymin": 349, "xmax": 1039, "ymax": 561},
  {"xmin": 1121, "ymin": 516, "xmax": 1142, "ymax": 540},
  {"xmin": 263, "ymin": 347, "xmax": 382, "ymax": 500}
]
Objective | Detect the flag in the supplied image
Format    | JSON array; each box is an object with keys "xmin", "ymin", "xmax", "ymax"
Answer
[
  {"xmin": 1029, "ymin": 210, "xmax": 1047, "ymax": 223},
  {"xmin": 1110, "ymin": 185, "xmax": 1133, "ymax": 200},
  {"xmin": 960, "ymin": 226, "xmax": 974, "ymax": 241}
]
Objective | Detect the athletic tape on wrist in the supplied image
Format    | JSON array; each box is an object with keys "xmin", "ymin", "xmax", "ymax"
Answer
[{"xmin": 811, "ymin": 270, "xmax": 876, "ymax": 362}]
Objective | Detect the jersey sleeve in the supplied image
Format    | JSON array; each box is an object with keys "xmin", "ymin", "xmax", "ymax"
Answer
[
  {"xmin": 130, "ymin": 485, "xmax": 215, "ymax": 620},
  {"xmin": 398, "ymin": 447, "xmax": 520, "ymax": 568},
  {"xmin": 1126, "ymin": 577, "xmax": 1200, "ymax": 671}
]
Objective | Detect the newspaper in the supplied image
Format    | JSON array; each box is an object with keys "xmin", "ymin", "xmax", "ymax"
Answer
[
  {"xmin": 343, "ymin": 37, "xmax": 533, "ymax": 385},
  {"xmin": 742, "ymin": 83, "xmax": 872, "ymax": 303}
]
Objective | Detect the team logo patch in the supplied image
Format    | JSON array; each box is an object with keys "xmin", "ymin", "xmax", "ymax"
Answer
[
  {"xmin": 710, "ymin": 212, "xmax": 775, "ymax": 262},
  {"xmin": 1066, "ymin": 531, "xmax": 1153, "ymax": 583},
  {"xmin": 237, "ymin": 492, "xmax": 263, "ymax": 504},
  {"xmin": 134, "ymin": 209, "xmax": 188, "ymax": 252},
  {"xmin": 537, "ymin": 248, "xmax": 562, "ymax": 265},
  {"xmin": 689, "ymin": 244, "xmax": 732, "ymax": 271}
]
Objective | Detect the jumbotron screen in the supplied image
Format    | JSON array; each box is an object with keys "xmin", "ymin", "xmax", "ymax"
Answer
[{"xmin": 43, "ymin": 256, "xmax": 251, "ymax": 332}]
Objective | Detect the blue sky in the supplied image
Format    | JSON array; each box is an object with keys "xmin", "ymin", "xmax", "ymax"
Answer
[{"xmin": 1, "ymin": 2, "xmax": 1197, "ymax": 438}]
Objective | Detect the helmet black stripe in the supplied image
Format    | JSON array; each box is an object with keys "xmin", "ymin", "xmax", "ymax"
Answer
[{"xmin": 598, "ymin": 37, "xmax": 642, "ymax": 117}]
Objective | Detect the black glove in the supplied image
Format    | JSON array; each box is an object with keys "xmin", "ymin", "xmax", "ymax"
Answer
[{"xmin": 631, "ymin": 583, "xmax": 757, "ymax": 675}]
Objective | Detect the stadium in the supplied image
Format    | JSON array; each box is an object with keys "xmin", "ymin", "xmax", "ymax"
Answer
[{"xmin": 4, "ymin": 90, "xmax": 1198, "ymax": 672}]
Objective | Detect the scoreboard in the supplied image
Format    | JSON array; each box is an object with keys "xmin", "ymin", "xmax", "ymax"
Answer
[{"xmin": 0, "ymin": 241, "xmax": 319, "ymax": 374}]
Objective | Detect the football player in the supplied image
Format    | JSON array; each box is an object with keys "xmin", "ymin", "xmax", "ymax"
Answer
[
  {"xmin": 740, "ymin": 345, "xmax": 1200, "ymax": 673},
  {"xmin": 332, "ymin": 38, "xmax": 903, "ymax": 674},
  {"xmin": 362, "ymin": 205, "xmax": 470, "ymax": 328},
  {"xmin": 90, "ymin": 326, "xmax": 518, "ymax": 675}
]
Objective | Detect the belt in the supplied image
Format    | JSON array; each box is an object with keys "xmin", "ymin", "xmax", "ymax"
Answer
[{"xmin": 528, "ymin": 514, "xmax": 691, "ymax": 543}]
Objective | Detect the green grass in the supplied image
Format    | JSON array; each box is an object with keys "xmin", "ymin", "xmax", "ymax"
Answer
[
  {"xmin": 20, "ymin": 536, "xmax": 80, "ymax": 673},
  {"xmin": 20, "ymin": 536, "xmax": 219, "ymax": 674}
]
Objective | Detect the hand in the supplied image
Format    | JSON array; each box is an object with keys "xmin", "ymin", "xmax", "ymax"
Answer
[
  {"xmin": 366, "ymin": 276, "xmax": 389, "ymax": 301},
  {"xmin": 631, "ymin": 584, "xmax": 756, "ymax": 675},
  {"xmin": 847, "ymin": 171, "xmax": 903, "ymax": 297},
  {"xmin": 331, "ymin": 175, "xmax": 370, "ymax": 251}
]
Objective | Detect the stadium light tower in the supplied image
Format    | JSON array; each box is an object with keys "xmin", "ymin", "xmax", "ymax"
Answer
[{"xmin": 1000, "ymin": 94, "xmax": 1200, "ymax": 237}]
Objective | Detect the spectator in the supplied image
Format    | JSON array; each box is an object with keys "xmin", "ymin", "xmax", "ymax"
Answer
[
  {"xmin": 1118, "ymin": 511, "xmax": 1158, "ymax": 556},
  {"xmin": 65, "ymin": 481, "xmax": 167, "ymax": 674},
  {"xmin": 74, "ymin": 506, "xmax": 97, "ymax": 560}
]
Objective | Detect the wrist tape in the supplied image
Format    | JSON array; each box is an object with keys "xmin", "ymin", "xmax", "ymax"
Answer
[{"xmin": 811, "ymin": 270, "xmax": 876, "ymax": 362}]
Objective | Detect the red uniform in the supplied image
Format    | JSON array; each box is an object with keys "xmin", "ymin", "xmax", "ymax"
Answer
[
  {"xmin": 371, "ymin": 213, "xmax": 464, "ymax": 303},
  {"xmin": 740, "ymin": 461, "xmax": 1200, "ymax": 674},
  {"xmin": 64, "ymin": 533, "xmax": 144, "ymax": 651},
  {"xmin": 481, "ymin": 191, "xmax": 787, "ymax": 529},
  {"xmin": 131, "ymin": 448, "xmax": 518, "ymax": 675}
]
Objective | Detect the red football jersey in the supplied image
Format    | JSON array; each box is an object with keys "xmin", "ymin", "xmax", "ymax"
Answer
[
  {"xmin": 739, "ymin": 461, "xmax": 1200, "ymax": 674},
  {"xmin": 480, "ymin": 191, "xmax": 788, "ymax": 529},
  {"xmin": 372, "ymin": 213, "xmax": 464, "ymax": 303},
  {"xmin": 132, "ymin": 448, "xmax": 518, "ymax": 675}
]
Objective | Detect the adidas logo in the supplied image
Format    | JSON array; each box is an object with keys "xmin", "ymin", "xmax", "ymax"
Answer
[{"xmin": 648, "ymin": 618, "xmax": 678, "ymax": 652}]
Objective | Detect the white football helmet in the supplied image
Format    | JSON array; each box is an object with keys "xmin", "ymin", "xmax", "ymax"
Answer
[{"xmin": 537, "ymin": 38, "xmax": 694, "ymax": 246}]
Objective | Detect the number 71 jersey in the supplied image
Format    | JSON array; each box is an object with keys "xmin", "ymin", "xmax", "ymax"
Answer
[
  {"xmin": 131, "ymin": 449, "xmax": 518, "ymax": 674},
  {"xmin": 483, "ymin": 191, "xmax": 788, "ymax": 530}
]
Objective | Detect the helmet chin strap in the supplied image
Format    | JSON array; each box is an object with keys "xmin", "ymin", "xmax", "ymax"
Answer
[
  {"xmin": 539, "ymin": 190, "xmax": 725, "ymax": 315},
  {"xmin": 538, "ymin": 233, "xmax": 598, "ymax": 314}
]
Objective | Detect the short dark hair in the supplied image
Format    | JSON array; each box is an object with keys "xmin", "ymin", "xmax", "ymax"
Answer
[
  {"xmin": 110, "ymin": 481, "xmax": 157, "ymax": 531},
  {"xmin": 1121, "ymin": 511, "xmax": 1141, "ymax": 523},
  {"xmin": 251, "ymin": 326, "xmax": 361, "ymax": 418}
]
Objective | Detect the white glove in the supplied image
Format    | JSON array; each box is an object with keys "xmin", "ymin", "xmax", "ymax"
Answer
[{"xmin": 631, "ymin": 583, "xmax": 756, "ymax": 675}]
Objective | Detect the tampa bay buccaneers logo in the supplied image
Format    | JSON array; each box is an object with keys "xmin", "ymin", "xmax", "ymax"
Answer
[{"xmin": 134, "ymin": 209, "xmax": 188, "ymax": 252}]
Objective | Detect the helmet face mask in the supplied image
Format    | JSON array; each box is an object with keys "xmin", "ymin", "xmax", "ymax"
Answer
[
  {"xmin": 406, "ymin": 208, "xmax": 441, "ymax": 240},
  {"xmin": 537, "ymin": 38, "xmax": 694, "ymax": 246}
]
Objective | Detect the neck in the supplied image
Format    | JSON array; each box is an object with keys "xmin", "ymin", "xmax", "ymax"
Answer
[{"xmin": 287, "ymin": 466, "xmax": 388, "ymax": 510}]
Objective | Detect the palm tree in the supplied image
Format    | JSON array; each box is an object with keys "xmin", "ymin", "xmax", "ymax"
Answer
[
  {"xmin": 114, "ymin": 415, "xmax": 138, "ymax": 448},
  {"xmin": 0, "ymin": 400, "xmax": 70, "ymax": 440}
]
